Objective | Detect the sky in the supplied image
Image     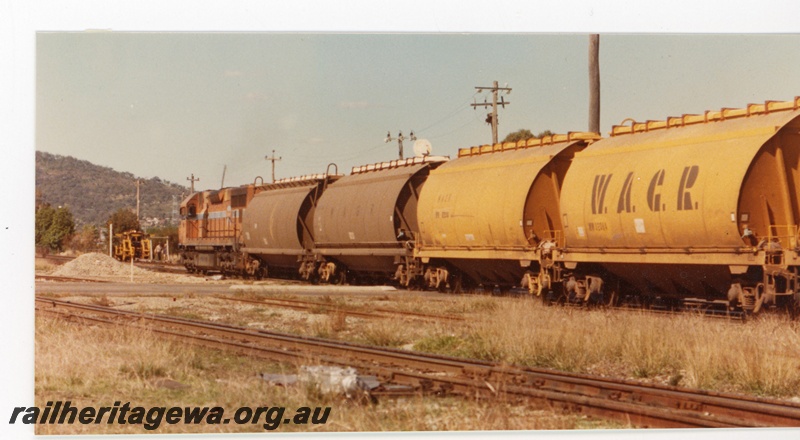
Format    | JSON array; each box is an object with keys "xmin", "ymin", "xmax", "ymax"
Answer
[
  {"xmin": 5, "ymin": 2, "xmax": 800, "ymax": 440},
  {"xmin": 35, "ymin": 32, "xmax": 800, "ymax": 190}
]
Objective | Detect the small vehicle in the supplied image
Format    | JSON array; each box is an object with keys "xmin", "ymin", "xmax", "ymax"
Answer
[{"xmin": 113, "ymin": 230, "xmax": 152, "ymax": 261}]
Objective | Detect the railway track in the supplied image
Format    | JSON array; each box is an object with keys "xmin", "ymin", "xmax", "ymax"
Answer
[
  {"xmin": 37, "ymin": 254, "xmax": 75, "ymax": 263},
  {"xmin": 34, "ymin": 275, "xmax": 111, "ymax": 283},
  {"xmin": 136, "ymin": 260, "xmax": 190, "ymax": 274},
  {"xmin": 36, "ymin": 297, "xmax": 800, "ymax": 429},
  {"xmin": 218, "ymin": 295, "xmax": 464, "ymax": 323},
  {"xmin": 39, "ymin": 253, "xmax": 184, "ymax": 274},
  {"xmin": 34, "ymin": 252, "xmax": 783, "ymax": 322}
]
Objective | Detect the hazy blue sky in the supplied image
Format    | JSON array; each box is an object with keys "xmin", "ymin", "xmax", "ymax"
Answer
[{"xmin": 36, "ymin": 32, "xmax": 800, "ymax": 190}]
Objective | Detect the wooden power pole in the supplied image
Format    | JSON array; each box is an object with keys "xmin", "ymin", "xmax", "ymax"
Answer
[
  {"xmin": 589, "ymin": 34, "xmax": 601, "ymax": 134},
  {"xmin": 186, "ymin": 174, "xmax": 199, "ymax": 193},
  {"xmin": 265, "ymin": 150, "xmax": 282, "ymax": 183},
  {"xmin": 472, "ymin": 81, "xmax": 511, "ymax": 145}
]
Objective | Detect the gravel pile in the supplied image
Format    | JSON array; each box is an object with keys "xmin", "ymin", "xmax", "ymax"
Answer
[
  {"xmin": 52, "ymin": 253, "xmax": 148, "ymax": 277},
  {"xmin": 50, "ymin": 252, "xmax": 192, "ymax": 283}
]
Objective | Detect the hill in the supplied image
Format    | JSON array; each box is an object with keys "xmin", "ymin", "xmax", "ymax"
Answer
[{"xmin": 35, "ymin": 151, "xmax": 188, "ymax": 227}]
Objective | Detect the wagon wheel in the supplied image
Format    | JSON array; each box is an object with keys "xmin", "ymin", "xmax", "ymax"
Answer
[
  {"xmin": 727, "ymin": 283, "xmax": 743, "ymax": 311},
  {"xmin": 537, "ymin": 272, "xmax": 551, "ymax": 298},
  {"xmin": 554, "ymin": 287, "xmax": 569, "ymax": 306},
  {"xmin": 432, "ymin": 270, "xmax": 449, "ymax": 292},
  {"xmin": 523, "ymin": 271, "xmax": 539, "ymax": 296},
  {"xmin": 751, "ymin": 283, "xmax": 766, "ymax": 315},
  {"xmin": 790, "ymin": 292, "xmax": 800, "ymax": 319},
  {"xmin": 543, "ymin": 282, "xmax": 568, "ymax": 306},
  {"xmin": 451, "ymin": 273, "xmax": 464, "ymax": 294},
  {"xmin": 596, "ymin": 288, "xmax": 619, "ymax": 308}
]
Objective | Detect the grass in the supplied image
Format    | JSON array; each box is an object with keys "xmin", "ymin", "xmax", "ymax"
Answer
[
  {"xmin": 36, "ymin": 288, "xmax": 800, "ymax": 434},
  {"xmin": 49, "ymin": 289, "xmax": 800, "ymax": 399},
  {"xmin": 90, "ymin": 295, "xmax": 114, "ymax": 307},
  {"xmin": 453, "ymin": 299, "xmax": 800, "ymax": 397},
  {"xmin": 443, "ymin": 296, "xmax": 501, "ymax": 314},
  {"xmin": 35, "ymin": 263, "xmax": 56, "ymax": 272},
  {"xmin": 359, "ymin": 319, "xmax": 412, "ymax": 347},
  {"xmin": 34, "ymin": 314, "xmax": 584, "ymax": 434},
  {"xmin": 309, "ymin": 310, "xmax": 350, "ymax": 339}
]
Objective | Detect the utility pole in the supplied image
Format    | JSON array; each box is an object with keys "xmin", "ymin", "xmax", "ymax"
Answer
[
  {"xmin": 187, "ymin": 174, "xmax": 199, "ymax": 193},
  {"xmin": 385, "ymin": 130, "xmax": 416, "ymax": 160},
  {"xmin": 472, "ymin": 80, "xmax": 511, "ymax": 145},
  {"xmin": 588, "ymin": 34, "xmax": 601, "ymax": 134},
  {"xmin": 220, "ymin": 164, "xmax": 227, "ymax": 188},
  {"xmin": 265, "ymin": 150, "xmax": 282, "ymax": 183}
]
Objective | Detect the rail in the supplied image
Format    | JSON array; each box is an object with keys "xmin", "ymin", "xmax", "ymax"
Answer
[
  {"xmin": 36, "ymin": 298, "xmax": 800, "ymax": 429},
  {"xmin": 218, "ymin": 295, "xmax": 464, "ymax": 323}
]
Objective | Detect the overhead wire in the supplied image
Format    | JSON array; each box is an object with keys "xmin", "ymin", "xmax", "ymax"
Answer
[
  {"xmin": 425, "ymin": 110, "xmax": 485, "ymax": 140},
  {"xmin": 414, "ymin": 92, "xmax": 480, "ymax": 134},
  {"xmin": 221, "ymin": 91, "xmax": 486, "ymax": 178}
]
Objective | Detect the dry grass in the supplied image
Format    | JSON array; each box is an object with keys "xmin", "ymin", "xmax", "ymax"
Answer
[
  {"xmin": 358, "ymin": 319, "xmax": 413, "ymax": 347},
  {"xmin": 34, "ymin": 314, "xmax": 587, "ymax": 434},
  {"xmin": 35, "ymin": 262, "xmax": 56, "ymax": 272},
  {"xmin": 52, "ymin": 290, "xmax": 800, "ymax": 399},
  {"xmin": 37, "ymin": 288, "xmax": 800, "ymax": 435},
  {"xmin": 309, "ymin": 309, "xmax": 350, "ymax": 338},
  {"xmin": 89, "ymin": 295, "xmax": 114, "ymax": 307},
  {"xmin": 426, "ymin": 299, "xmax": 800, "ymax": 398}
]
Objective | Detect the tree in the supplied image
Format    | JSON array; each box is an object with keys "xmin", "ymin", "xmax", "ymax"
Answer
[
  {"xmin": 107, "ymin": 208, "xmax": 140, "ymax": 234},
  {"xmin": 35, "ymin": 204, "xmax": 55, "ymax": 246},
  {"xmin": 67, "ymin": 224, "xmax": 101, "ymax": 253},
  {"xmin": 35, "ymin": 188, "xmax": 45, "ymax": 210},
  {"xmin": 36, "ymin": 205, "xmax": 75, "ymax": 251},
  {"xmin": 503, "ymin": 129, "xmax": 556, "ymax": 143},
  {"xmin": 503, "ymin": 129, "xmax": 534, "ymax": 143}
]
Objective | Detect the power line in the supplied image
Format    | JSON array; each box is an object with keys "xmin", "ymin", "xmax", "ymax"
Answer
[
  {"xmin": 415, "ymin": 93, "xmax": 477, "ymax": 133},
  {"xmin": 425, "ymin": 112, "xmax": 484, "ymax": 140}
]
